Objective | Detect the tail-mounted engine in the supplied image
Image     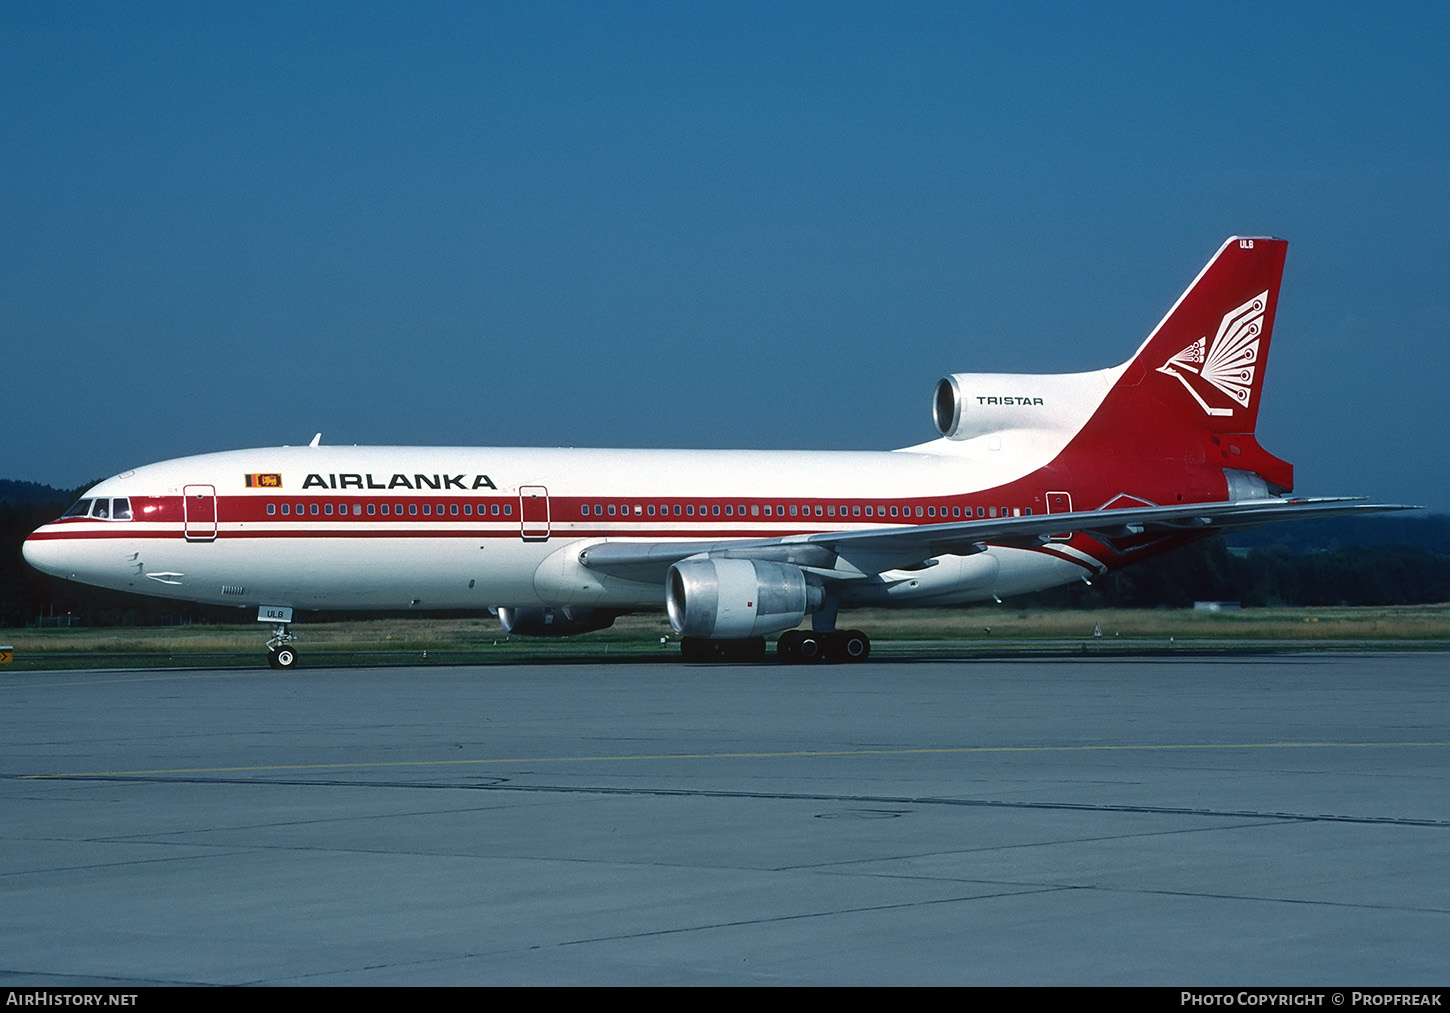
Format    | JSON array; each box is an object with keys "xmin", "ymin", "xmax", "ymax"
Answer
[
  {"xmin": 932, "ymin": 370, "xmax": 1114, "ymax": 440},
  {"xmin": 666, "ymin": 558, "xmax": 824, "ymax": 639}
]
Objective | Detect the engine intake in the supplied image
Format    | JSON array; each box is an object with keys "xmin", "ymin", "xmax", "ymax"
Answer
[{"xmin": 666, "ymin": 558, "xmax": 823, "ymax": 639}]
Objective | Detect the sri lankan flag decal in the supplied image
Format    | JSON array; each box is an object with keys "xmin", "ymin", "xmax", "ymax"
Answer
[{"xmin": 245, "ymin": 473, "xmax": 283, "ymax": 489}]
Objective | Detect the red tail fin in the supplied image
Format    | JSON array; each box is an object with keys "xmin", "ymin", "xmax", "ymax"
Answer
[
  {"xmin": 1073, "ymin": 237, "xmax": 1293, "ymax": 494},
  {"xmin": 1129, "ymin": 236, "xmax": 1287, "ymax": 433}
]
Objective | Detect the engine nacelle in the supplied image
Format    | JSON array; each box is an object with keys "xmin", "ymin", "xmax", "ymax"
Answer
[
  {"xmin": 496, "ymin": 606, "xmax": 618, "ymax": 637},
  {"xmin": 666, "ymin": 558, "xmax": 824, "ymax": 639},
  {"xmin": 932, "ymin": 370, "xmax": 1112, "ymax": 440}
]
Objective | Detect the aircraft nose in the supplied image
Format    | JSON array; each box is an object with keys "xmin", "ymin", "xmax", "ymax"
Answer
[{"xmin": 22, "ymin": 528, "xmax": 73, "ymax": 579}]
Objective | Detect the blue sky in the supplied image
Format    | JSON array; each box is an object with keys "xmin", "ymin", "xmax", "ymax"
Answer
[{"xmin": 4, "ymin": 2, "xmax": 1446, "ymax": 510}]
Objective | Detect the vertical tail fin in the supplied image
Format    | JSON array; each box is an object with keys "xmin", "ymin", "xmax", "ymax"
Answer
[
  {"xmin": 1127, "ymin": 236, "xmax": 1287, "ymax": 434},
  {"xmin": 1076, "ymin": 237, "xmax": 1293, "ymax": 493}
]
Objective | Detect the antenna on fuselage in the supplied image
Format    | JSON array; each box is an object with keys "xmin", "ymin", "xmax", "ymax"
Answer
[{"xmin": 309, "ymin": 433, "xmax": 322, "ymax": 447}]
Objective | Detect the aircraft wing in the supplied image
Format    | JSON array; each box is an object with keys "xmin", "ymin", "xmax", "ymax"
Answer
[{"xmin": 577, "ymin": 497, "xmax": 1418, "ymax": 583}]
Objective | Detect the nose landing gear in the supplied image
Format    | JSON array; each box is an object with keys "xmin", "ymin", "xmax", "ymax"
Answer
[{"xmin": 262, "ymin": 614, "xmax": 299, "ymax": 670}]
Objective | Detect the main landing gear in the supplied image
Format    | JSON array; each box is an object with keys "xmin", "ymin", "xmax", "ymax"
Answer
[
  {"xmin": 773, "ymin": 589, "xmax": 870, "ymax": 663},
  {"xmin": 677, "ymin": 587, "xmax": 872, "ymax": 664},
  {"xmin": 679, "ymin": 636, "xmax": 768, "ymax": 662},
  {"xmin": 265, "ymin": 621, "xmax": 300, "ymax": 671},
  {"xmin": 678, "ymin": 629, "xmax": 872, "ymax": 664},
  {"xmin": 776, "ymin": 629, "xmax": 871, "ymax": 663}
]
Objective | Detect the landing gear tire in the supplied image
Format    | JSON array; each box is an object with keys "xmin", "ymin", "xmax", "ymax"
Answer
[
  {"xmin": 732, "ymin": 637, "xmax": 767, "ymax": 662},
  {"xmin": 776, "ymin": 630, "xmax": 825, "ymax": 663},
  {"xmin": 776, "ymin": 630, "xmax": 802, "ymax": 660},
  {"xmin": 680, "ymin": 636, "xmax": 767, "ymax": 662},
  {"xmin": 680, "ymin": 636, "xmax": 710, "ymax": 661},
  {"xmin": 796, "ymin": 632, "xmax": 824, "ymax": 662},
  {"xmin": 825, "ymin": 629, "xmax": 871, "ymax": 663},
  {"xmin": 263, "ymin": 618, "xmax": 300, "ymax": 671},
  {"xmin": 778, "ymin": 629, "xmax": 869, "ymax": 663}
]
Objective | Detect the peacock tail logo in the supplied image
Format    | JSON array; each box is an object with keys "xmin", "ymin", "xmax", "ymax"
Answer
[{"xmin": 1156, "ymin": 291, "xmax": 1267, "ymax": 417}]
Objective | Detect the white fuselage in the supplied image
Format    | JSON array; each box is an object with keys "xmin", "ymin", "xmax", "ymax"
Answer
[{"xmin": 23, "ymin": 442, "xmax": 1091, "ymax": 617}]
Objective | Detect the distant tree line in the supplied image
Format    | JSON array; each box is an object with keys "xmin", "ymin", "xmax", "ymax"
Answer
[
  {"xmin": 2, "ymin": 479, "xmax": 1447, "ymax": 626},
  {"xmin": 1022, "ymin": 531, "xmax": 1450, "ymax": 609}
]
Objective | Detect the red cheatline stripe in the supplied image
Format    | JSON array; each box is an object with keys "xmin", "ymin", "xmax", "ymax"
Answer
[{"xmin": 27, "ymin": 526, "xmax": 855, "ymax": 541}]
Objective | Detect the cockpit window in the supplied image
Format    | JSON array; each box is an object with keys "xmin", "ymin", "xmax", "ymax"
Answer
[{"xmin": 60, "ymin": 497, "xmax": 132, "ymax": 520}]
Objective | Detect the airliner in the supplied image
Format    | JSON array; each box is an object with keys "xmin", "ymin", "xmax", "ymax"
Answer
[{"xmin": 24, "ymin": 237, "xmax": 1411, "ymax": 667}]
